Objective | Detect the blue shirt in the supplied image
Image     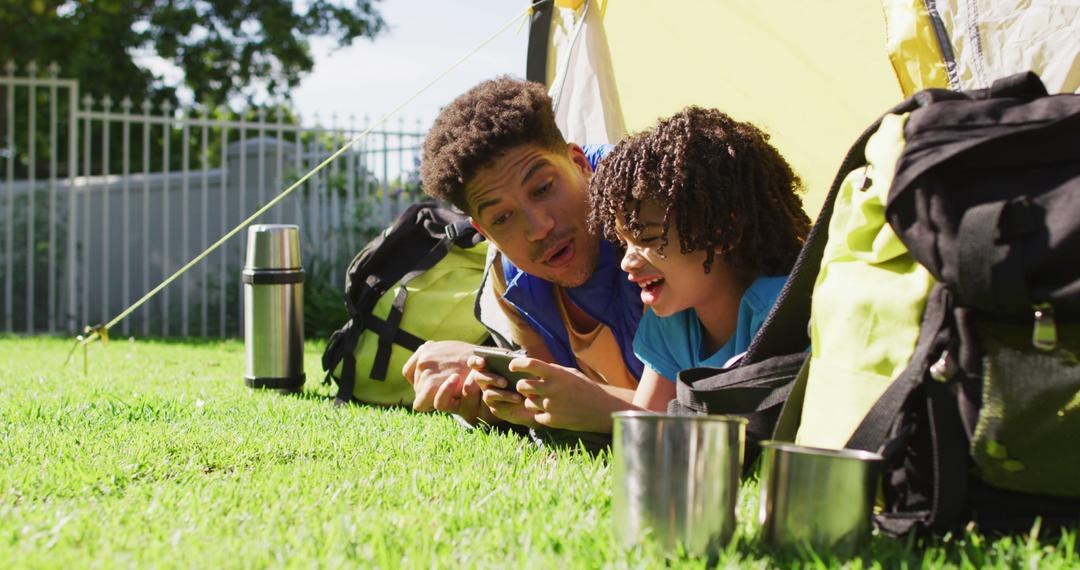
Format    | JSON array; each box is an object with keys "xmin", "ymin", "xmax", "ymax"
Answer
[{"xmin": 632, "ymin": 275, "xmax": 788, "ymax": 380}]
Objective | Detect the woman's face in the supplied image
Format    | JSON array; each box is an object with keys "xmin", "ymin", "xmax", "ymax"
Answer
[{"xmin": 615, "ymin": 201, "xmax": 737, "ymax": 318}]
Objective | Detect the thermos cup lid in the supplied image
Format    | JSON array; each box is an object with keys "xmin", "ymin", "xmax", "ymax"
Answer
[{"xmin": 245, "ymin": 224, "xmax": 302, "ymax": 270}]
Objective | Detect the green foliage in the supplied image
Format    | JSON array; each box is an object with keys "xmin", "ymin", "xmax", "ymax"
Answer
[
  {"xmin": 303, "ymin": 254, "xmax": 351, "ymax": 341},
  {"xmin": 302, "ymin": 199, "xmax": 384, "ymax": 341},
  {"xmin": 0, "ymin": 0, "xmax": 385, "ymax": 109},
  {"xmin": 1, "ymin": 337, "xmax": 1077, "ymax": 568},
  {"xmin": 2, "ymin": 189, "xmax": 71, "ymax": 332}
]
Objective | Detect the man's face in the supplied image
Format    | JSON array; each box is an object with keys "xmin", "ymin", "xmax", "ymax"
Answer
[{"xmin": 466, "ymin": 144, "xmax": 600, "ymax": 288}]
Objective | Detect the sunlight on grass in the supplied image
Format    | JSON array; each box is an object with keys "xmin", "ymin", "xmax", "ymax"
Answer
[{"xmin": 0, "ymin": 336, "xmax": 1076, "ymax": 568}]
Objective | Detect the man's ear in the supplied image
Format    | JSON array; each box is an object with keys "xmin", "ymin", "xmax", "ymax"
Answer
[
  {"xmin": 470, "ymin": 219, "xmax": 488, "ymax": 239},
  {"xmin": 567, "ymin": 143, "xmax": 591, "ymax": 175}
]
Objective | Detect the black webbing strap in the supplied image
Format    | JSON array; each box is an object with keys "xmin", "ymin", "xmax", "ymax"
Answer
[
  {"xmin": 365, "ymin": 314, "xmax": 425, "ymax": 352},
  {"xmin": 956, "ymin": 201, "xmax": 1008, "ymax": 310},
  {"xmin": 870, "ymin": 374, "xmax": 970, "ymax": 535},
  {"xmin": 445, "ymin": 219, "xmax": 482, "ymax": 248},
  {"xmin": 330, "ymin": 313, "xmax": 425, "ymax": 399},
  {"xmin": 846, "ymin": 284, "xmax": 951, "ymax": 452},
  {"xmin": 368, "ymin": 228, "xmax": 462, "ymax": 381},
  {"xmin": 675, "ymin": 352, "xmax": 807, "ymax": 414},
  {"xmin": 924, "ymin": 376, "xmax": 970, "ymax": 530},
  {"xmin": 955, "ymin": 198, "xmax": 1036, "ymax": 313},
  {"xmin": 334, "ymin": 343, "xmax": 358, "ymax": 406},
  {"xmin": 371, "ymin": 287, "xmax": 409, "ymax": 381}
]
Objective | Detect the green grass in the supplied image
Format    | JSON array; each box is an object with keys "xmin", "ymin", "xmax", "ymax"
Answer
[{"xmin": 1, "ymin": 336, "xmax": 1076, "ymax": 568}]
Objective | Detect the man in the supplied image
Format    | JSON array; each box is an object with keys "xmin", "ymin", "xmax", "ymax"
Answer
[{"xmin": 401, "ymin": 76, "xmax": 644, "ymax": 432}]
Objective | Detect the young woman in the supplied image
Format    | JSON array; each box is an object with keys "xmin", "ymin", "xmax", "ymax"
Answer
[{"xmin": 587, "ymin": 105, "xmax": 811, "ymax": 412}]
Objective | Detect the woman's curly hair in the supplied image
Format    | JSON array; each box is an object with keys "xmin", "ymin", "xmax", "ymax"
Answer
[
  {"xmin": 420, "ymin": 76, "xmax": 567, "ymax": 211},
  {"xmin": 588, "ymin": 106, "xmax": 810, "ymax": 279}
]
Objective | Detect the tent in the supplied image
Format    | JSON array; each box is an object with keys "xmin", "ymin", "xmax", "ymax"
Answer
[{"xmin": 529, "ymin": 0, "xmax": 1080, "ymax": 216}]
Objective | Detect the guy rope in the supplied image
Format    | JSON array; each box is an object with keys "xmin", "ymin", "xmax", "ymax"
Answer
[{"xmin": 66, "ymin": 1, "xmax": 551, "ymax": 370}]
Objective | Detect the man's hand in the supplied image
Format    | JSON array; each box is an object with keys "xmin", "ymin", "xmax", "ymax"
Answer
[
  {"xmin": 469, "ymin": 355, "xmax": 541, "ymax": 428},
  {"xmin": 473, "ymin": 355, "xmax": 634, "ymax": 433},
  {"xmin": 402, "ymin": 340, "xmax": 487, "ymax": 424}
]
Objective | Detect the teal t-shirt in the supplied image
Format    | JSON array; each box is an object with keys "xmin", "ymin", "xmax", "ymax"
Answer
[{"xmin": 632, "ymin": 275, "xmax": 787, "ymax": 380}]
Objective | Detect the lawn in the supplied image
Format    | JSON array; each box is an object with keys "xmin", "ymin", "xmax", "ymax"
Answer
[{"xmin": 1, "ymin": 336, "xmax": 1076, "ymax": 568}]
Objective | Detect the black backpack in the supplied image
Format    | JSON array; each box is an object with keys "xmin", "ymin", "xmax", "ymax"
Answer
[
  {"xmin": 670, "ymin": 72, "xmax": 1080, "ymax": 534},
  {"xmin": 321, "ymin": 202, "xmax": 491, "ymax": 406}
]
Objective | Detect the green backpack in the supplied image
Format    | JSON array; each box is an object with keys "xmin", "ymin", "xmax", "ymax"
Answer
[
  {"xmin": 670, "ymin": 72, "xmax": 1080, "ymax": 535},
  {"xmin": 789, "ymin": 72, "xmax": 1080, "ymax": 535},
  {"xmin": 321, "ymin": 202, "xmax": 490, "ymax": 406}
]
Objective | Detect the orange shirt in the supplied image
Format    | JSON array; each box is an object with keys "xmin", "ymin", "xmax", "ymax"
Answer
[{"xmin": 490, "ymin": 253, "xmax": 639, "ymax": 389}]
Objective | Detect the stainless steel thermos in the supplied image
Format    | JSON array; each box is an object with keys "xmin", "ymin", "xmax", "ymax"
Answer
[{"xmin": 243, "ymin": 224, "xmax": 305, "ymax": 391}]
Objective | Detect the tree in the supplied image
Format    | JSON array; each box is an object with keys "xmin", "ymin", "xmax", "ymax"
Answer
[{"xmin": 0, "ymin": 0, "xmax": 385, "ymax": 109}]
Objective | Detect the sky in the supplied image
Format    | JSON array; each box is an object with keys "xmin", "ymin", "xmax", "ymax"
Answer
[{"xmin": 291, "ymin": 1, "xmax": 532, "ymax": 132}]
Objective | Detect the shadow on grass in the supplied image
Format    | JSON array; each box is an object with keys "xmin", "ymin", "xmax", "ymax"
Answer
[
  {"xmin": 726, "ymin": 521, "xmax": 1079, "ymax": 567},
  {"xmin": 314, "ymin": 390, "xmax": 613, "ymax": 457}
]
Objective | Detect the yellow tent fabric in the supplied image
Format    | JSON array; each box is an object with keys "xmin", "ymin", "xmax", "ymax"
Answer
[
  {"xmin": 881, "ymin": 0, "xmax": 951, "ymax": 94},
  {"xmin": 547, "ymin": 0, "xmax": 903, "ymax": 217},
  {"xmin": 882, "ymin": 0, "xmax": 1080, "ymax": 97},
  {"xmin": 542, "ymin": 0, "xmax": 1079, "ymax": 216}
]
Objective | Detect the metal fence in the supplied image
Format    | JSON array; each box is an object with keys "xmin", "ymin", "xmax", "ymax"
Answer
[{"xmin": 1, "ymin": 61, "xmax": 427, "ymax": 337}]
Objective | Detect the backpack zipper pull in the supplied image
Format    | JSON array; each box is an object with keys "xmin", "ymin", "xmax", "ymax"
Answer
[
  {"xmin": 1033, "ymin": 303, "xmax": 1057, "ymax": 351},
  {"xmin": 929, "ymin": 349, "xmax": 956, "ymax": 382}
]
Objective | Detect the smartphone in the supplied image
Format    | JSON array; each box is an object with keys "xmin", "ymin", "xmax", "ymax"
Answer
[{"xmin": 472, "ymin": 346, "xmax": 532, "ymax": 392}]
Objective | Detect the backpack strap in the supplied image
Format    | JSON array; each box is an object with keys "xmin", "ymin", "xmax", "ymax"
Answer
[
  {"xmin": 845, "ymin": 285, "xmax": 970, "ymax": 534},
  {"xmin": 370, "ymin": 287, "xmax": 411, "ymax": 381},
  {"xmin": 744, "ymin": 96, "xmax": 922, "ymax": 363},
  {"xmin": 332, "ymin": 327, "xmax": 361, "ymax": 406},
  {"xmin": 865, "ymin": 374, "xmax": 970, "ymax": 536},
  {"xmin": 368, "ymin": 222, "xmax": 474, "ymax": 381},
  {"xmin": 445, "ymin": 219, "xmax": 483, "ymax": 248}
]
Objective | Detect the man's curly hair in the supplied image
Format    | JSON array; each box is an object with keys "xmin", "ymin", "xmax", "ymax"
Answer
[
  {"xmin": 421, "ymin": 76, "xmax": 567, "ymax": 211},
  {"xmin": 588, "ymin": 106, "xmax": 810, "ymax": 280}
]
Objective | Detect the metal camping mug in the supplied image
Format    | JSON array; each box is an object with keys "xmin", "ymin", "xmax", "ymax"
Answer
[
  {"xmin": 759, "ymin": 441, "xmax": 883, "ymax": 555},
  {"xmin": 612, "ymin": 412, "xmax": 747, "ymax": 556},
  {"xmin": 243, "ymin": 224, "xmax": 305, "ymax": 391}
]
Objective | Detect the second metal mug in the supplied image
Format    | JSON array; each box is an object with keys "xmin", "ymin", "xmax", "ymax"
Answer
[
  {"xmin": 612, "ymin": 412, "xmax": 747, "ymax": 557},
  {"xmin": 759, "ymin": 441, "xmax": 883, "ymax": 555}
]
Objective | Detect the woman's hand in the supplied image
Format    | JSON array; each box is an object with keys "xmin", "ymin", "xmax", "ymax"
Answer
[{"xmin": 509, "ymin": 357, "xmax": 631, "ymax": 433}]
